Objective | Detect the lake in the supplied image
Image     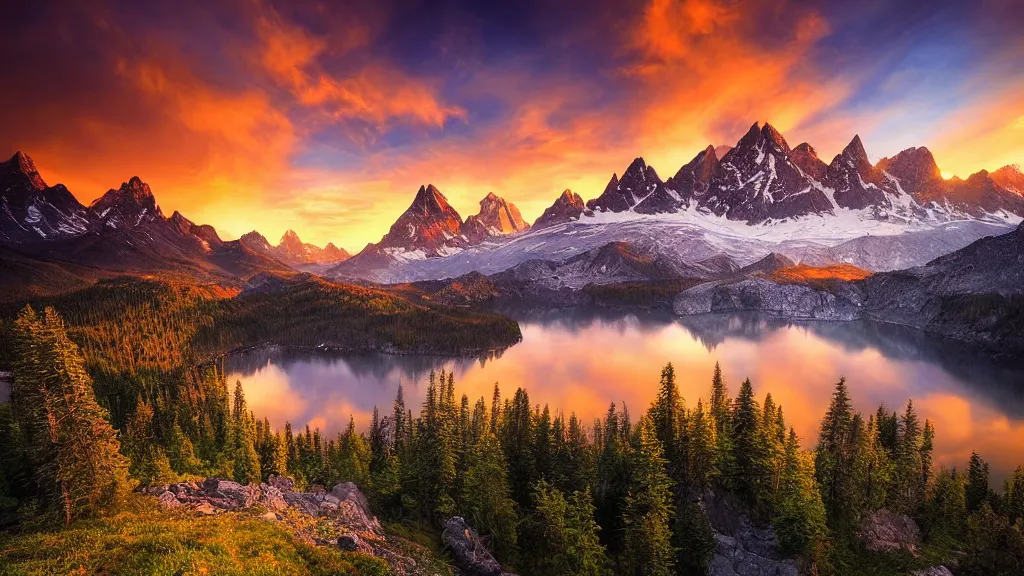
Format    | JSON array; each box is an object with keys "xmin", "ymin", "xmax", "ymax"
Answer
[{"xmin": 225, "ymin": 310, "xmax": 1024, "ymax": 482}]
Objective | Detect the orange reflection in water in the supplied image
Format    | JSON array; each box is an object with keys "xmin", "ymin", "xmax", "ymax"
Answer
[{"xmin": 226, "ymin": 312, "xmax": 1024, "ymax": 481}]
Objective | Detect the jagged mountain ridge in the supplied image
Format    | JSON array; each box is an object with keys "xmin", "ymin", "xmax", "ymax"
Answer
[
  {"xmin": 0, "ymin": 152, "xmax": 306, "ymax": 285},
  {"xmin": 241, "ymin": 229, "xmax": 350, "ymax": 266}
]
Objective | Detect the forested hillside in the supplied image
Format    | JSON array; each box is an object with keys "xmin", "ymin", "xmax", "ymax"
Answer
[{"xmin": 0, "ymin": 300, "xmax": 1021, "ymax": 575}]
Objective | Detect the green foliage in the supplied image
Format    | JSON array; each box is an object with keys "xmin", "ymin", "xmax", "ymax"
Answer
[
  {"xmin": 961, "ymin": 503, "xmax": 1024, "ymax": 576},
  {"xmin": 672, "ymin": 496, "xmax": 715, "ymax": 576},
  {"xmin": 523, "ymin": 480, "xmax": 610, "ymax": 576},
  {"xmin": 459, "ymin": 431, "xmax": 519, "ymax": 561},
  {"xmin": 11, "ymin": 306, "xmax": 134, "ymax": 523},
  {"xmin": 621, "ymin": 416, "xmax": 675, "ymax": 576},
  {"xmin": 3, "ymin": 295, "xmax": 1024, "ymax": 576}
]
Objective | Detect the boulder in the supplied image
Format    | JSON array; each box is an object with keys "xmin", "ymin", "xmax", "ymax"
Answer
[
  {"xmin": 859, "ymin": 509, "xmax": 921, "ymax": 554},
  {"xmin": 156, "ymin": 490, "xmax": 182, "ymax": 509},
  {"xmin": 442, "ymin": 516, "xmax": 504, "ymax": 576},
  {"xmin": 258, "ymin": 484, "xmax": 287, "ymax": 511},
  {"xmin": 201, "ymin": 478, "xmax": 261, "ymax": 509},
  {"xmin": 710, "ymin": 533, "xmax": 799, "ymax": 576},
  {"xmin": 337, "ymin": 533, "xmax": 374, "ymax": 554},
  {"xmin": 330, "ymin": 482, "xmax": 382, "ymax": 534},
  {"xmin": 267, "ymin": 474, "xmax": 296, "ymax": 493}
]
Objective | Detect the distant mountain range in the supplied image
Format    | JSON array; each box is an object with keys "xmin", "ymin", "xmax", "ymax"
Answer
[
  {"xmin": 3, "ymin": 121, "xmax": 1023, "ymax": 292},
  {"xmin": 0, "ymin": 151, "xmax": 349, "ymax": 299},
  {"xmin": 328, "ymin": 122, "xmax": 1023, "ymax": 282}
]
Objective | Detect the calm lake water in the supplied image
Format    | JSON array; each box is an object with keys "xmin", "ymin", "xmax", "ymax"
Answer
[{"xmin": 225, "ymin": 311, "xmax": 1024, "ymax": 482}]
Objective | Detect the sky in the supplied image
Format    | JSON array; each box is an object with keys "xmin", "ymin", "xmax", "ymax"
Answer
[{"xmin": 2, "ymin": 0, "xmax": 1023, "ymax": 250}]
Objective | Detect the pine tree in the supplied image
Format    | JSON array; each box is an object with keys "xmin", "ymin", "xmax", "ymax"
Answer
[
  {"xmin": 11, "ymin": 307, "xmax": 133, "ymax": 523},
  {"xmin": 775, "ymin": 429, "xmax": 827, "ymax": 558},
  {"xmin": 460, "ymin": 430, "xmax": 519, "ymax": 561},
  {"xmin": 123, "ymin": 399, "xmax": 175, "ymax": 484},
  {"xmin": 650, "ymin": 363, "xmax": 686, "ymax": 488},
  {"xmin": 333, "ymin": 415, "xmax": 370, "ymax": 486},
  {"xmin": 1005, "ymin": 466, "xmax": 1024, "ymax": 526},
  {"xmin": 502, "ymin": 387, "xmax": 535, "ymax": 506},
  {"xmin": 890, "ymin": 400, "xmax": 924, "ymax": 513},
  {"xmin": 688, "ymin": 399, "xmax": 717, "ymax": 491},
  {"xmin": 672, "ymin": 495, "xmax": 716, "ymax": 576},
  {"xmin": 814, "ymin": 377, "xmax": 857, "ymax": 530},
  {"xmin": 534, "ymin": 404, "xmax": 554, "ymax": 482},
  {"xmin": 922, "ymin": 467, "xmax": 967, "ymax": 543},
  {"xmin": 966, "ymin": 451, "xmax": 991, "ymax": 513},
  {"xmin": 621, "ymin": 417, "xmax": 675, "ymax": 576},
  {"xmin": 525, "ymin": 480, "xmax": 610, "ymax": 576},
  {"xmin": 231, "ymin": 380, "xmax": 261, "ymax": 485},
  {"xmin": 710, "ymin": 362, "xmax": 730, "ymax": 436},
  {"xmin": 730, "ymin": 378, "xmax": 763, "ymax": 506}
]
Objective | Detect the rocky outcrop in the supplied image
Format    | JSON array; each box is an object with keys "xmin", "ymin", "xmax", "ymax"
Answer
[
  {"xmin": 704, "ymin": 490, "xmax": 799, "ymax": 576},
  {"xmin": 145, "ymin": 476, "xmax": 424, "ymax": 574},
  {"xmin": 442, "ymin": 516, "xmax": 516, "ymax": 576},
  {"xmin": 858, "ymin": 509, "xmax": 921, "ymax": 554},
  {"xmin": 673, "ymin": 277, "xmax": 863, "ymax": 320}
]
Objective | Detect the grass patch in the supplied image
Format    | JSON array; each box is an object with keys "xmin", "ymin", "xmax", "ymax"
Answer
[{"xmin": 0, "ymin": 502, "xmax": 392, "ymax": 576}]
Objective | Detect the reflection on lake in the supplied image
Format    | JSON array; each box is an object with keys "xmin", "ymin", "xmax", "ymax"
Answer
[{"xmin": 225, "ymin": 311, "xmax": 1024, "ymax": 482}]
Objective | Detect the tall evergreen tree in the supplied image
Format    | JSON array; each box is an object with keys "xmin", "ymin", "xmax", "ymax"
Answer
[
  {"xmin": 730, "ymin": 378, "xmax": 763, "ymax": 506},
  {"xmin": 460, "ymin": 430, "xmax": 519, "ymax": 561},
  {"xmin": 621, "ymin": 417, "xmax": 675, "ymax": 576},
  {"xmin": 814, "ymin": 378, "xmax": 857, "ymax": 530},
  {"xmin": 231, "ymin": 381, "xmax": 261, "ymax": 485},
  {"xmin": 11, "ymin": 306, "xmax": 133, "ymax": 523},
  {"xmin": 966, "ymin": 451, "xmax": 991, "ymax": 513}
]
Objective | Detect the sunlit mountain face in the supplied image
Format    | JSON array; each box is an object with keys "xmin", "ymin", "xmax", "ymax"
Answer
[{"xmin": 1, "ymin": 0, "xmax": 1022, "ymax": 250}]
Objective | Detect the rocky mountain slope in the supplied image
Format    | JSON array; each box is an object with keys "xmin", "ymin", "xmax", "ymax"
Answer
[
  {"xmin": 532, "ymin": 188, "xmax": 590, "ymax": 229},
  {"xmin": 461, "ymin": 191, "xmax": 530, "ymax": 242},
  {"xmin": 669, "ymin": 223, "xmax": 1024, "ymax": 354}
]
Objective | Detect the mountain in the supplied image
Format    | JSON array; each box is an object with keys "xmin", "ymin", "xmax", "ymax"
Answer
[
  {"xmin": 701, "ymin": 123, "xmax": 835, "ymax": 222},
  {"xmin": 876, "ymin": 148, "xmax": 1024, "ymax": 217},
  {"xmin": 790, "ymin": 143, "xmax": 827, "ymax": 181},
  {"xmin": 461, "ymin": 192, "xmax": 529, "ymax": 243},
  {"xmin": 991, "ymin": 165, "xmax": 1024, "ymax": 195},
  {"xmin": 376, "ymin": 184, "xmax": 464, "ymax": 255},
  {"xmin": 824, "ymin": 135, "xmax": 891, "ymax": 210},
  {"xmin": 0, "ymin": 157, "xmax": 294, "ymax": 294},
  {"xmin": 636, "ymin": 146, "xmax": 718, "ymax": 214},
  {"xmin": 532, "ymin": 189, "xmax": 590, "ymax": 229},
  {"xmin": 0, "ymin": 151, "xmax": 90, "ymax": 245},
  {"xmin": 587, "ymin": 157, "xmax": 662, "ymax": 213},
  {"xmin": 89, "ymin": 176, "xmax": 163, "ymax": 230},
  {"xmin": 276, "ymin": 229, "xmax": 350, "ymax": 265}
]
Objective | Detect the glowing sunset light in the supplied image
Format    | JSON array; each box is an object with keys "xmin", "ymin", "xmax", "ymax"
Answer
[{"xmin": 2, "ymin": 0, "xmax": 1022, "ymax": 249}]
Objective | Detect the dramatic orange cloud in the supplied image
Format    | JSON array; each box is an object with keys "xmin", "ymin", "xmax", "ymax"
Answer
[
  {"xmin": 2, "ymin": 0, "xmax": 1021, "ymax": 248},
  {"xmin": 256, "ymin": 13, "xmax": 466, "ymax": 130}
]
